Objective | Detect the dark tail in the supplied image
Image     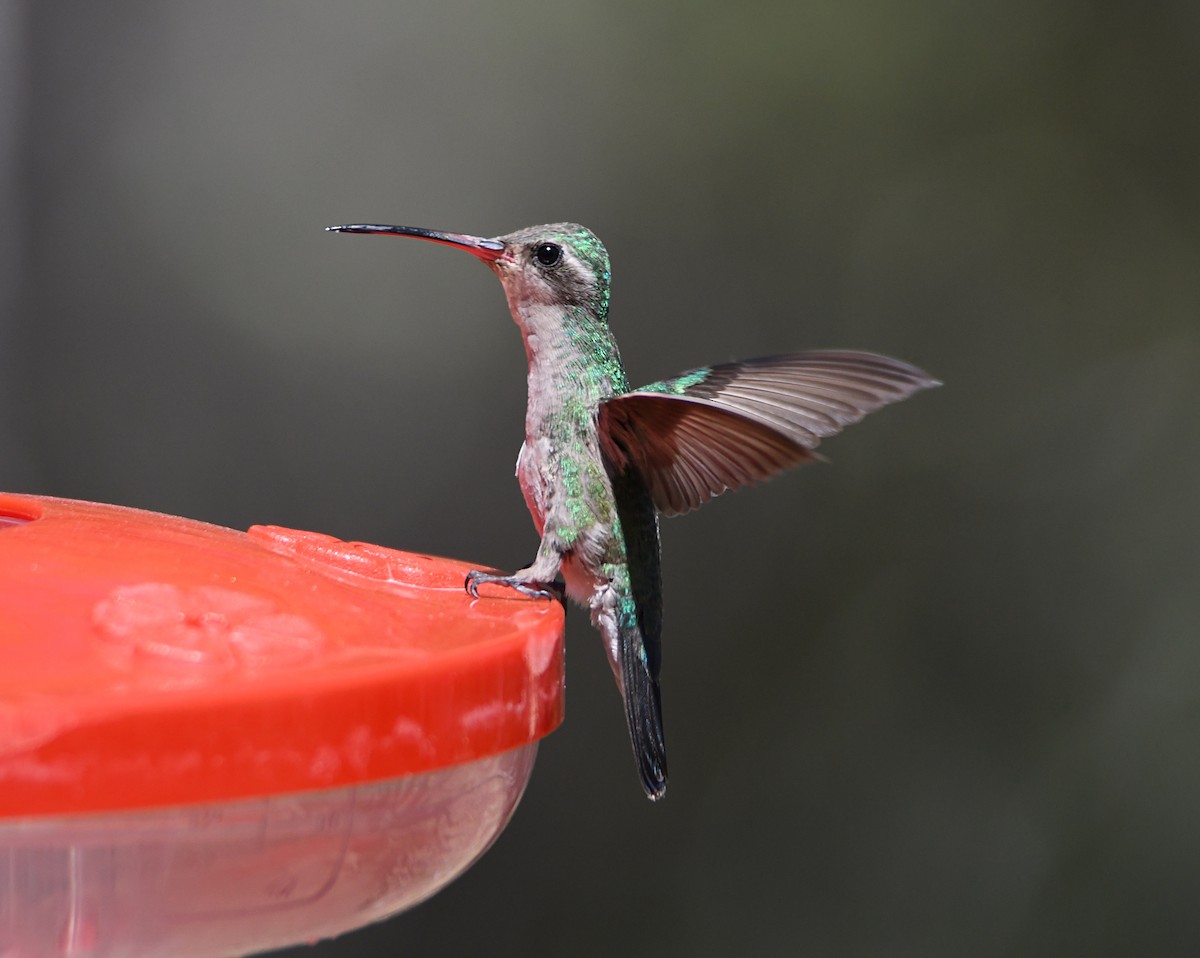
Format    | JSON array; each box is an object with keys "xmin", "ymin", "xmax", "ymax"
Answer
[
  {"xmin": 619, "ymin": 615, "xmax": 668, "ymax": 800},
  {"xmin": 606, "ymin": 458, "xmax": 668, "ymax": 799}
]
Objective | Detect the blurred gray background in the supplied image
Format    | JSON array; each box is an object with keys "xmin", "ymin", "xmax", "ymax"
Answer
[{"xmin": 4, "ymin": 2, "xmax": 1199, "ymax": 956}]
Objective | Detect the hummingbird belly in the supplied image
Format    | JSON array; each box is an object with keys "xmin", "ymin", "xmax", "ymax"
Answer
[{"xmin": 517, "ymin": 439, "xmax": 619, "ymax": 600}]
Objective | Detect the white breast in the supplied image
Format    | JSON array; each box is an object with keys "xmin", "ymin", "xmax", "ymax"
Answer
[{"xmin": 515, "ymin": 439, "xmax": 551, "ymax": 535}]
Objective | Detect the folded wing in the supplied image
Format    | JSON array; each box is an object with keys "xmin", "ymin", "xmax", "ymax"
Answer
[{"xmin": 597, "ymin": 351, "xmax": 938, "ymax": 516}]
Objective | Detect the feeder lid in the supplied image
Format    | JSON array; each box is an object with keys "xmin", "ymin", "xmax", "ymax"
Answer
[{"xmin": 0, "ymin": 494, "xmax": 564, "ymax": 816}]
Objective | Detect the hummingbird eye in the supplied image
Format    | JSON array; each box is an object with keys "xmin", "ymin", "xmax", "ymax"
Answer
[{"xmin": 533, "ymin": 243, "xmax": 563, "ymax": 268}]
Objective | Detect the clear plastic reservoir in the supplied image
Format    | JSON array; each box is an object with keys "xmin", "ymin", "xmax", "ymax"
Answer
[{"xmin": 0, "ymin": 746, "xmax": 536, "ymax": 958}]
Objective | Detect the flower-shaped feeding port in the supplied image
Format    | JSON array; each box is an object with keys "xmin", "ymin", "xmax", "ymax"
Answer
[
  {"xmin": 94, "ymin": 582, "xmax": 328, "ymax": 673},
  {"xmin": 0, "ymin": 494, "xmax": 564, "ymax": 958}
]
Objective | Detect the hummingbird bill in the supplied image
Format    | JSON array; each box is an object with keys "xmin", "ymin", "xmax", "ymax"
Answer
[{"xmin": 328, "ymin": 222, "xmax": 938, "ymax": 800}]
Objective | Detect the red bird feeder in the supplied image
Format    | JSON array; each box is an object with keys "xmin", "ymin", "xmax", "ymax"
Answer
[{"xmin": 0, "ymin": 494, "xmax": 564, "ymax": 957}]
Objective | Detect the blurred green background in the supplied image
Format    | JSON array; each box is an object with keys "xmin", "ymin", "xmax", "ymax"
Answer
[{"xmin": 3, "ymin": 2, "xmax": 1199, "ymax": 955}]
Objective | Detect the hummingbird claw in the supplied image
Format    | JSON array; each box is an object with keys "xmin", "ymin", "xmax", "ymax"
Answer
[{"xmin": 465, "ymin": 570, "xmax": 564, "ymax": 603}]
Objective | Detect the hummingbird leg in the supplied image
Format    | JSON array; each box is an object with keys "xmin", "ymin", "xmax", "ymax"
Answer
[
  {"xmin": 464, "ymin": 569, "xmax": 564, "ymax": 602},
  {"xmin": 465, "ymin": 541, "xmax": 566, "ymax": 602}
]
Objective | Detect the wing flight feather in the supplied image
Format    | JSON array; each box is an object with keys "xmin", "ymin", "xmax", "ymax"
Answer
[{"xmin": 597, "ymin": 350, "xmax": 938, "ymax": 516}]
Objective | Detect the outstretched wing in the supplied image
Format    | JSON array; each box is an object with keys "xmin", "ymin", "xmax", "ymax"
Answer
[{"xmin": 597, "ymin": 350, "xmax": 938, "ymax": 516}]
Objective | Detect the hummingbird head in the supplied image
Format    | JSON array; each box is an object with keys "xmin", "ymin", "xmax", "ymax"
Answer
[
  {"xmin": 488, "ymin": 223, "xmax": 611, "ymax": 318},
  {"xmin": 326, "ymin": 222, "xmax": 612, "ymax": 321}
]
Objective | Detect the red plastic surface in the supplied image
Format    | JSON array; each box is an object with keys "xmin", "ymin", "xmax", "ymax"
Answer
[{"xmin": 0, "ymin": 495, "xmax": 564, "ymax": 816}]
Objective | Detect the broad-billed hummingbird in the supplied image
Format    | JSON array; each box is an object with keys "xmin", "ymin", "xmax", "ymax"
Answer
[{"xmin": 327, "ymin": 222, "xmax": 938, "ymax": 800}]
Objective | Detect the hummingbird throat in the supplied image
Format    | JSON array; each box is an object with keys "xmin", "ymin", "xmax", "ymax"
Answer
[{"xmin": 514, "ymin": 301, "xmax": 629, "ymax": 408}]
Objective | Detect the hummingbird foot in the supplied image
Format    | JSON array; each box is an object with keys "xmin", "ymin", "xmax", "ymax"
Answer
[{"xmin": 465, "ymin": 569, "xmax": 565, "ymax": 603}]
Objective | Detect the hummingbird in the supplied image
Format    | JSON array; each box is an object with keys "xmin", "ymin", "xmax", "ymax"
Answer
[{"xmin": 327, "ymin": 221, "xmax": 938, "ymax": 800}]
